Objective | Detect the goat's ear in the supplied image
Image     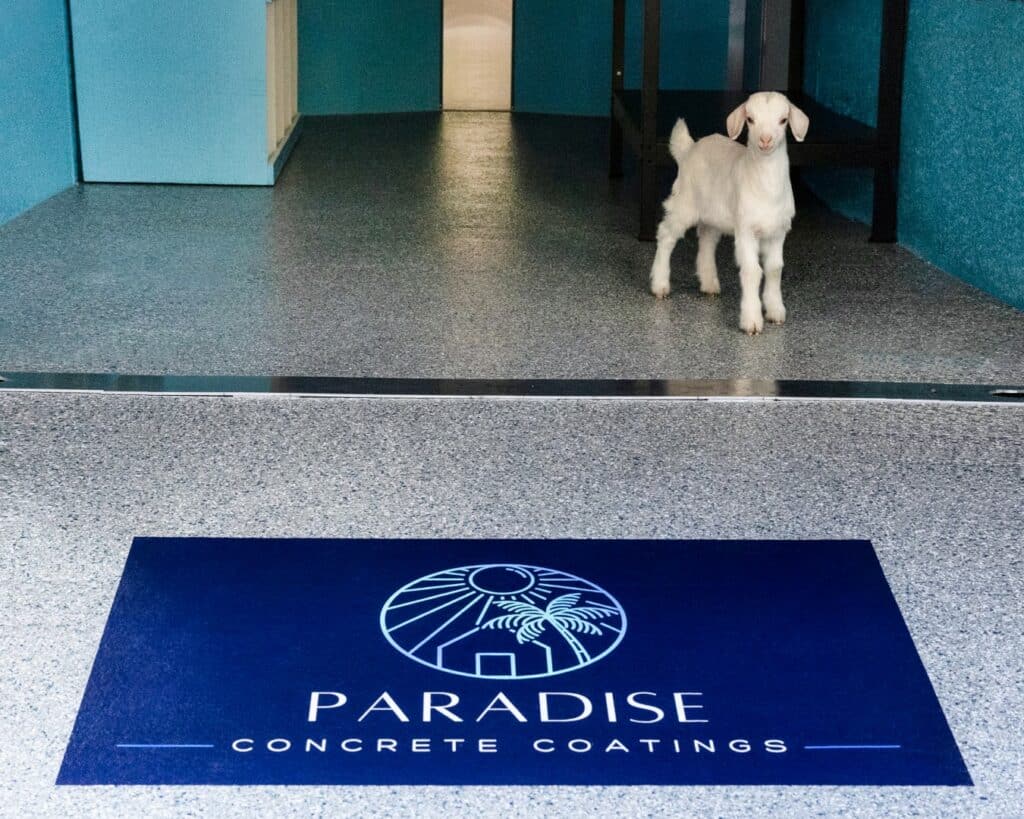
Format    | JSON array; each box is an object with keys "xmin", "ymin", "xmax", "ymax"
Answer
[
  {"xmin": 788, "ymin": 102, "xmax": 810, "ymax": 142},
  {"xmin": 726, "ymin": 103, "xmax": 747, "ymax": 140}
]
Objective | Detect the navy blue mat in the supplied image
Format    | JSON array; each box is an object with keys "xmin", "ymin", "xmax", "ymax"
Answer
[{"xmin": 58, "ymin": 538, "xmax": 971, "ymax": 786}]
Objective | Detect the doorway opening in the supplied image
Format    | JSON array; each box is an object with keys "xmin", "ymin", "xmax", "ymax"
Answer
[{"xmin": 442, "ymin": 0, "xmax": 513, "ymax": 111}]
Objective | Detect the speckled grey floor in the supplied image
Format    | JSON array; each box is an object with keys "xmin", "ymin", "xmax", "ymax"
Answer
[
  {"xmin": 1, "ymin": 113, "xmax": 1022, "ymax": 383},
  {"xmin": 1, "ymin": 391, "xmax": 1022, "ymax": 817}
]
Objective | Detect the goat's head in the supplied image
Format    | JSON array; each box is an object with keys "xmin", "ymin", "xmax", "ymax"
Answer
[{"xmin": 726, "ymin": 92, "xmax": 809, "ymax": 156}]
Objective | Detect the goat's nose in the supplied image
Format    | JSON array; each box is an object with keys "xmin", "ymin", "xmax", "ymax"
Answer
[{"xmin": 759, "ymin": 135, "xmax": 773, "ymax": 147}]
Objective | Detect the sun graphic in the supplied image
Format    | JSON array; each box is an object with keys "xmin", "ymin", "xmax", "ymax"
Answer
[{"xmin": 380, "ymin": 564, "xmax": 627, "ymax": 680}]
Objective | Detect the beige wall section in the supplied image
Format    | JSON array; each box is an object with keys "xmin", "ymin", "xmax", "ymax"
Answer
[
  {"xmin": 267, "ymin": 0, "xmax": 298, "ymax": 158},
  {"xmin": 443, "ymin": 0, "xmax": 513, "ymax": 111}
]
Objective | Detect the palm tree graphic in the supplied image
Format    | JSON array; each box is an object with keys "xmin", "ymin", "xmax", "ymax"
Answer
[{"xmin": 481, "ymin": 593, "xmax": 619, "ymax": 665}]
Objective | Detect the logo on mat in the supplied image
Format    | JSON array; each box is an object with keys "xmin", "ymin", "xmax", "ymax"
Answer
[{"xmin": 380, "ymin": 564, "xmax": 627, "ymax": 679}]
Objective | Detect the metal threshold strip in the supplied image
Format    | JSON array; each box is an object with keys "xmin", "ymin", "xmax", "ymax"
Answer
[{"xmin": 1, "ymin": 371, "xmax": 1023, "ymax": 404}]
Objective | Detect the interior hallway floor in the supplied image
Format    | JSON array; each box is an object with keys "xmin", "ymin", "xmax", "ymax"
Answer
[
  {"xmin": 1, "ymin": 112, "xmax": 1022, "ymax": 383},
  {"xmin": 1, "ymin": 391, "xmax": 1022, "ymax": 817}
]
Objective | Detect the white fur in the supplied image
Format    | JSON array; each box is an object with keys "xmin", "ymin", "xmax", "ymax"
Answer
[{"xmin": 649, "ymin": 91, "xmax": 810, "ymax": 334}]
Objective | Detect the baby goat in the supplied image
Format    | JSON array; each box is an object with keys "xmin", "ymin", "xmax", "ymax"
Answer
[{"xmin": 649, "ymin": 92, "xmax": 810, "ymax": 334}]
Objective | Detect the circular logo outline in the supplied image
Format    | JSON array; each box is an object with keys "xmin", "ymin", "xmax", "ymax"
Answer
[{"xmin": 379, "ymin": 563, "xmax": 627, "ymax": 680}]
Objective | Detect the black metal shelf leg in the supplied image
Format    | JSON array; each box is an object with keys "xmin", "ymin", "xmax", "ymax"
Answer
[
  {"xmin": 639, "ymin": 0, "xmax": 662, "ymax": 241},
  {"xmin": 640, "ymin": 159, "xmax": 660, "ymax": 241},
  {"xmin": 870, "ymin": 0, "xmax": 909, "ymax": 243},
  {"xmin": 609, "ymin": 0, "xmax": 626, "ymax": 178},
  {"xmin": 871, "ymin": 162, "xmax": 898, "ymax": 242}
]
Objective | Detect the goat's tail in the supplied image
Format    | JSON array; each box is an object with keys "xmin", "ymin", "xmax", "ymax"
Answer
[{"xmin": 669, "ymin": 118, "xmax": 694, "ymax": 165}]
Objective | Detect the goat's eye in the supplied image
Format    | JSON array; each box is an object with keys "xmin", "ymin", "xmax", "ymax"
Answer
[
  {"xmin": 780, "ymin": 117, "xmax": 788, "ymax": 125},
  {"xmin": 746, "ymin": 116, "xmax": 754, "ymax": 125}
]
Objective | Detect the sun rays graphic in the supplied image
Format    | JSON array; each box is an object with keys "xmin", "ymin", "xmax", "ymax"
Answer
[{"xmin": 380, "ymin": 565, "xmax": 627, "ymax": 680}]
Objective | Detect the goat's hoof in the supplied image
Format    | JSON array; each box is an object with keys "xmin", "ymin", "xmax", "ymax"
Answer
[
  {"xmin": 651, "ymin": 283, "xmax": 671, "ymax": 300},
  {"xmin": 740, "ymin": 314, "xmax": 764, "ymax": 335},
  {"xmin": 765, "ymin": 304, "xmax": 787, "ymax": 324},
  {"xmin": 699, "ymin": 281, "xmax": 721, "ymax": 296}
]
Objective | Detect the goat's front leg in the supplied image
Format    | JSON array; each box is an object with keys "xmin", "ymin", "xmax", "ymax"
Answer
[
  {"xmin": 734, "ymin": 229, "xmax": 764, "ymax": 335},
  {"xmin": 761, "ymin": 235, "xmax": 787, "ymax": 324}
]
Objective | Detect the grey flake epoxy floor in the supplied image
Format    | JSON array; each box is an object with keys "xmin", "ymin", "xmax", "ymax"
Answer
[
  {"xmin": 1, "ymin": 112, "xmax": 1022, "ymax": 382},
  {"xmin": 2, "ymin": 110, "xmax": 1023, "ymax": 817},
  {"xmin": 1, "ymin": 392, "xmax": 1023, "ymax": 817}
]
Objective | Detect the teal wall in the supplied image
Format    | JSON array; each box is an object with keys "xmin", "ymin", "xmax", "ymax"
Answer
[
  {"xmin": 804, "ymin": 0, "xmax": 879, "ymax": 126},
  {"xmin": 514, "ymin": 0, "xmax": 613, "ymax": 116},
  {"xmin": 0, "ymin": 0, "xmax": 77, "ymax": 225},
  {"xmin": 299, "ymin": 1, "xmax": 442, "ymax": 114},
  {"xmin": 899, "ymin": 0, "xmax": 1024, "ymax": 308},
  {"xmin": 800, "ymin": 0, "xmax": 879, "ymax": 225},
  {"xmin": 69, "ymin": 1, "xmax": 271, "ymax": 185},
  {"xmin": 515, "ymin": 0, "xmax": 729, "ymax": 117},
  {"xmin": 623, "ymin": 0, "xmax": 729, "ymax": 91},
  {"xmin": 803, "ymin": 0, "xmax": 1024, "ymax": 308}
]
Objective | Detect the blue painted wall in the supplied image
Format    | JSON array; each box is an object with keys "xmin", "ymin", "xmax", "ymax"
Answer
[
  {"xmin": 69, "ymin": 1, "xmax": 271, "ymax": 185},
  {"xmin": 0, "ymin": 0, "xmax": 77, "ymax": 225},
  {"xmin": 803, "ymin": 0, "xmax": 1024, "ymax": 308},
  {"xmin": 299, "ymin": 1, "xmax": 442, "ymax": 114}
]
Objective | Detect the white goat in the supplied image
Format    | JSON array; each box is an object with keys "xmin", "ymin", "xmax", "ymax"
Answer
[{"xmin": 649, "ymin": 92, "xmax": 810, "ymax": 334}]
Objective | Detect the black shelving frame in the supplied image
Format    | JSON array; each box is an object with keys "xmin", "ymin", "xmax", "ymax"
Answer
[{"xmin": 609, "ymin": 0, "xmax": 910, "ymax": 242}]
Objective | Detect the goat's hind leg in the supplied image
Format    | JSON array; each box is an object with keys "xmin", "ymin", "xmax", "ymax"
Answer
[
  {"xmin": 650, "ymin": 221, "xmax": 679, "ymax": 299},
  {"xmin": 695, "ymin": 224, "xmax": 721, "ymax": 295},
  {"xmin": 650, "ymin": 207, "xmax": 695, "ymax": 299}
]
